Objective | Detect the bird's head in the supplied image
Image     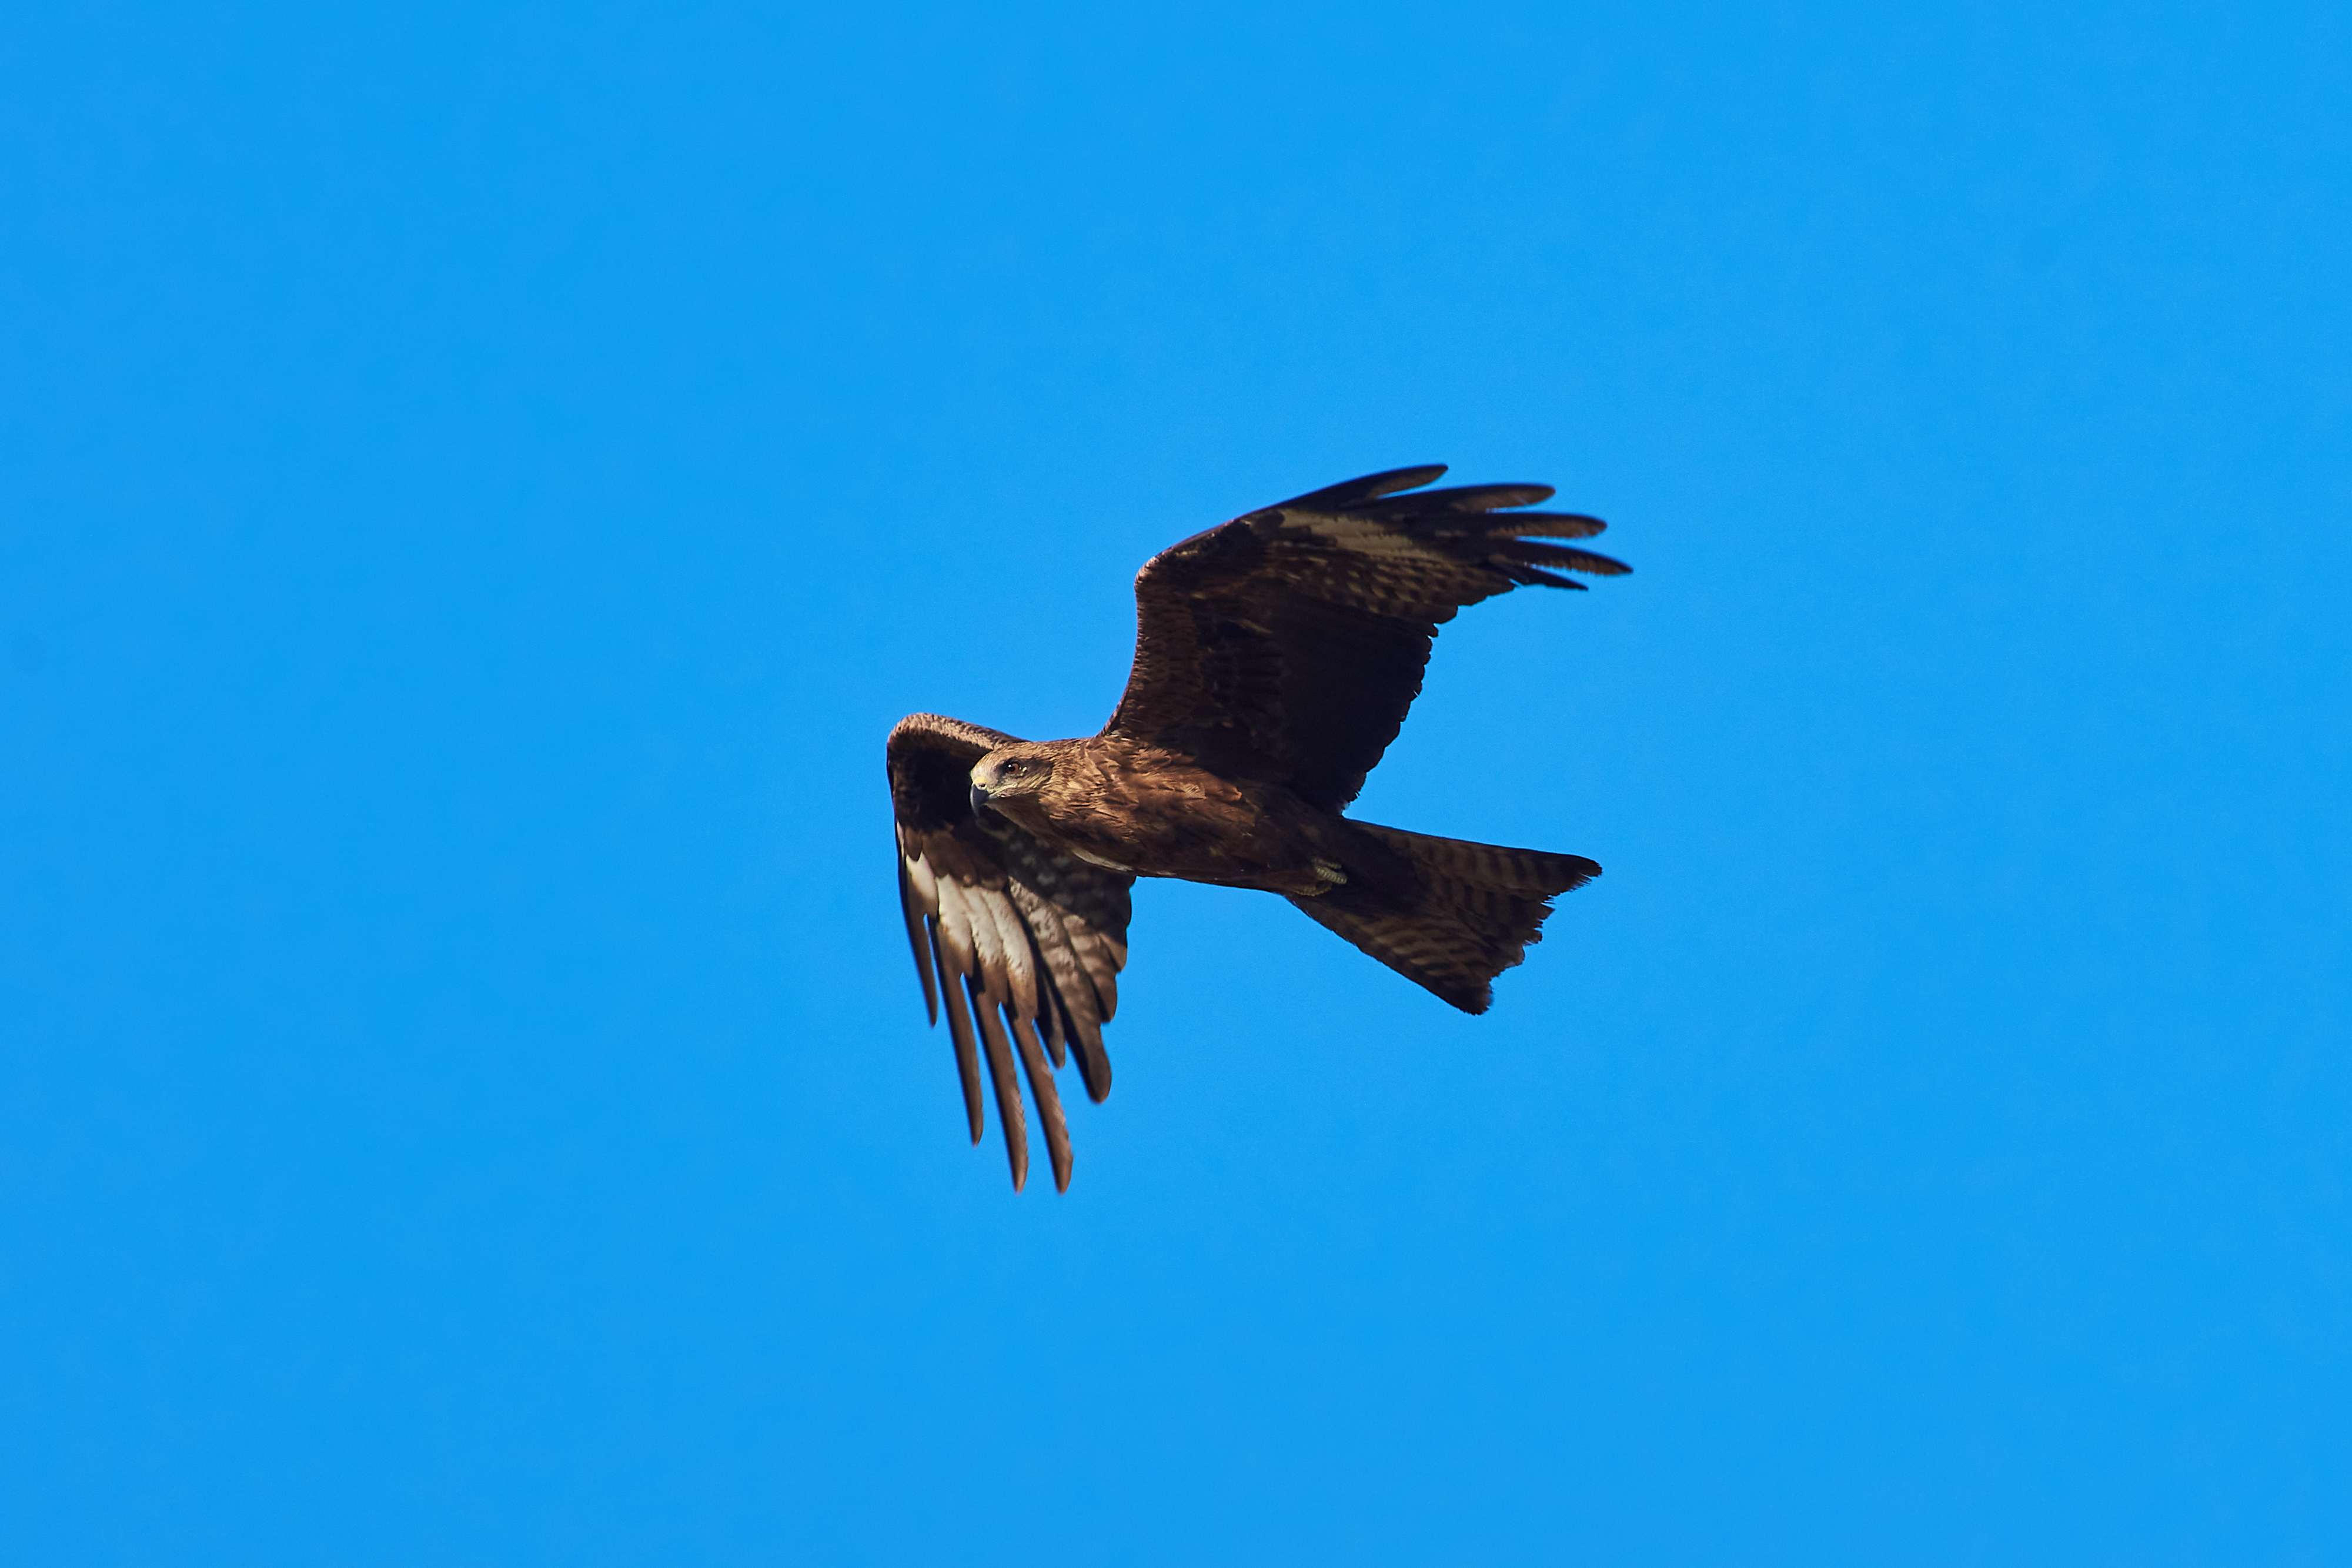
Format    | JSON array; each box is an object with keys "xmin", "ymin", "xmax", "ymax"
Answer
[{"xmin": 968, "ymin": 744, "xmax": 1057, "ymax": 817}]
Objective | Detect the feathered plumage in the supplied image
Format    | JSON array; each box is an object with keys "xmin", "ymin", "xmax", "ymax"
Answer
[{"xmin": 886, "ymin": 466, "xmax": 1627, "ymax": 1189}]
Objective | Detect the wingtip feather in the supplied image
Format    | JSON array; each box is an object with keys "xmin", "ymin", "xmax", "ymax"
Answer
[
  {"xmin": 929, "ymin": 925, "xmax": 985, "ymax": 1144},
  {"xmin": 1011, "ymin": 1015, "xmax": 1074, "ymax": 1193},
  {"xmin": 971, "ymin": 985, "xmax": 1030, "ymax": 1191},
  {"xmin": 1275, "ymin": 464, "xmax": 1449, "ymax": 513},
  {"xmin": 899, "ymin": 860, "xmax": 940, "ymax": 1024}
]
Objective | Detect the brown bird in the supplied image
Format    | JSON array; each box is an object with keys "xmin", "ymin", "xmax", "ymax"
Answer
[{"xmin": 887, "ymin": 465, "xmax": 1628, "ymax": 1191}]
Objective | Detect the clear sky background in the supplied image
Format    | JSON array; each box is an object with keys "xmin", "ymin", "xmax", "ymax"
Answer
[{"xmin": 6, "ymin": 4, "xmax": 2348, "ymax": 1563}]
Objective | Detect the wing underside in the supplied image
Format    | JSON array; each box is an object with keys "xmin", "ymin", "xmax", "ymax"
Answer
[{"xmin": 887, "ymin": 713, "xmax": 1132, "ymax": 1191}]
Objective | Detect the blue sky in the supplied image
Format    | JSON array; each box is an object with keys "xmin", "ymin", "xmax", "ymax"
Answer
[{"xmin": 5, "ymin": 3, "xmax": 2348, "ymax": 1563}]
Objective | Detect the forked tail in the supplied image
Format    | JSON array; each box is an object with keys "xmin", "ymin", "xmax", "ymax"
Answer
[{"xmin": 1288, "ymin": 822, "xmax": 1599, "ymax": 1013}]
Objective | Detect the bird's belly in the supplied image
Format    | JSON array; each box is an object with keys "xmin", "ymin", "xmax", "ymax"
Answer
[{"xmin": 1043, "ymin": 786, "xmax": 1335, "ymax": 895}]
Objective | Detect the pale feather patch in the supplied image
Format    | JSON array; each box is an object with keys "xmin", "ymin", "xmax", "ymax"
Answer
[
  {"xmin": 1067, "ymin": 844, "xmax": 1138, "ymax": 874},
  {"xmin": 903, "ymin": 852, "xmax": 938, "ymax": 910},
  {"xmin": 974, "ymin": 885, "xmax": 1040, "ymax": 1017},
  {"xmin": 932, "ymin": 877, "xmax": 981, "ymax": 972},
  {"xmin": 1286, "ymin": 510, "xmax": 1461, "ymax": 562}
]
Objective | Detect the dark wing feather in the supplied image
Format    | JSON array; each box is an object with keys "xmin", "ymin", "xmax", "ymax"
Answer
[
  {"xmin": 1105, "ymin": 466, "xmax": 1628, "ymax": 810},
  {"xmin": 887, "ymin": 713, "xmax": 1133, "ymax": 1191}
]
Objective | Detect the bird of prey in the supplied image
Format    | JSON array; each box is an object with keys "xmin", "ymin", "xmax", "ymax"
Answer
[{"xmin": 887, "ymin": 465, "xmax": 1628, "ymax": 1191}]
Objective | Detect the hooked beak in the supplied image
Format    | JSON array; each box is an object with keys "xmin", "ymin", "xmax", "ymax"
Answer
[{"xmin": 968, "ymin": 780, "xmax": 991, "ymax": 816}]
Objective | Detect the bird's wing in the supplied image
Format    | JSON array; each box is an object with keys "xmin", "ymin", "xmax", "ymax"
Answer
[
  {"xmin": 1105, "ymin": 465, "xmax": 1628, "ymax": 810},
  {"xmin": 886, "ymin": 712, "xmax": 1134, "ymax": 1192}
]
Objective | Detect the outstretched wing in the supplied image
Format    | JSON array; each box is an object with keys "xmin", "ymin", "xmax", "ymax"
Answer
[
  {"xmin": 887, "ymin": 712, "xmax": 1134, "ymax": 1192},
  {"xmin": 1105, "ymin": 465, "xmax": 1628, "ymax": 810}
]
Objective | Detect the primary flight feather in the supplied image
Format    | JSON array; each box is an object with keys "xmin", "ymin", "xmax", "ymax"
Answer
[{"xmin": 886, "ymin": 464, "xmax": 1629, "ymax": 1191}]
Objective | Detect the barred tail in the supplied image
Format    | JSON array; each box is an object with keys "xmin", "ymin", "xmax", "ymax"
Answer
[{"xmin": 1288, "ymin": 822, "xmax": 1599, "ymax": 1013}]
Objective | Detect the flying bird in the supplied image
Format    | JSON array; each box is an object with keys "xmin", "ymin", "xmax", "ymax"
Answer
[{"xmin": 887, "ymin": 465, "xmax": 1628, "ymax": 1191}]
